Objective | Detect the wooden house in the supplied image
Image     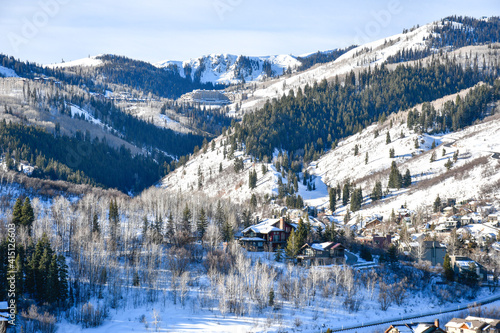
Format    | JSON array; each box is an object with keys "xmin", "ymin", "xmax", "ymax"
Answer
[
  {"xmin": 239, "ymin": 217, "xmax": 294, "ymax": 251},
  {"xmin": 446, "ymin": 316, "xmax": 500, "ymax": 333},
  {"xmin": 296, "ymin": 242, "xmax": 345, "ymax": 265}
]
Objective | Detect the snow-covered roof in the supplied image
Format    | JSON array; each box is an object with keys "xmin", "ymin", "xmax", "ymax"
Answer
[
  {"xmin": 456, "ymin": 260, "xmax": 477, "ymax": 268},
  {"xmin": 310, "ymin": 242, "xmax": 333, "ymax": 251},
  {"xmin": 239, "ymin": 237, "xmax": 265, "ymax": 242},
  {"xmin": 242, "ymin": 218, "xmax": 281, "ymax": 234}
]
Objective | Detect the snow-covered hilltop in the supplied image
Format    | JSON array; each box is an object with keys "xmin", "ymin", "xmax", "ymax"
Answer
[
  {"xmin": 44, "ymin": 55, "xmax": 104, "ymax": 69},
  {"xmin": 154, "ymin": 53, "xmax": 302, "ymax": 85}
]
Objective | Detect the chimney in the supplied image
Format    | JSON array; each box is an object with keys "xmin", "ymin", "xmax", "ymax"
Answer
[
  {"xmin": 279, "ymin": 217, "xmax": 285, "ymax": 231},
  {"xmin": 434, "ymin": 319, "xmax": 439, "ymax": 328}
]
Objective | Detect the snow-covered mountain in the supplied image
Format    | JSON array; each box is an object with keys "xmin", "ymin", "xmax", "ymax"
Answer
[
  {"xmin": 154, "ymin": 53, "xmax": 302, "ymax": 85},
  {"xmin": 44, "ymin": 55, "xmax": 104, "ymax": 69},
  {"xmin": 236, "ymin": 20, "xmax": 448, "ymax": 112},
  {"xmin": 161, "ymin": 86, "xmax": 500, "ymax": 220}
]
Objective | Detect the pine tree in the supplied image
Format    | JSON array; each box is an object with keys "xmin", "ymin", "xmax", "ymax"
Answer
[
  {"xmin": 402, "ymin": 169, "xmax": 412, "ymax": 188},
  {"xmin": 443, "ymin": 254, "xmax": 454, "ymax": 282},
  {"xmin": 268, "ymin": 288, "xmax": 275, "ymax": 307},
  {"xmin": 296, "ymin": 218, "xmax": 308, "ymax": 248},
  {"xmin": 386, "ymin": 132, "xmax": 391, "ymax": 144},
  {"xmin": 182, "ymin": 204, "xmax": 192, "ymax": 232},
  {"xmin": 12, "ymin": 197, "xmax": 23, "ymax": 226},
  {"xmin": 387, "ymin": 244, "xmax": 398, "ymax": 263},
  {"xmin": 250, "ymin": 193, "xmax": 257, "ymax": 208},
  {"xmin": 388, "ymin": 161, "xmax": 402, "ymax": 189},
  {"xmin": 57, "ymin": 255, "xmax": 68, "ymax": 304},
  {"xmin": 221, "ymin": 219, "xmax": 233, "ymax": 242},
  {"xmin": 430, "ymin": 151, "xmax": 436, "ymax": 162},
  {"xmin": 365, "ymin": 152, "xmax": 368, "ymax": 164},
  {"xmin": 370, "ymin": 181, "xmax": 383, "ymax": 201},
  {"xmin": 445, "ymin": 158, "xmax": 453, "ymax": 170},
  {"xmin": 329, "ymin": 188, "xmax": 336, "ymax": 213},
  {"xmin": 389, "ymin": 148, "xmax": 395, "ymax": 158},
  {"xmin": 342, "ymin": 182, "xmax": 350, "ymax": 206},
  {"xmin": 285, "ymin": 230, "xmax": 300, "ymax": 258},
  {"xmin": 354, "ymin": 144, "xmax": 359, "ymax": 156},
  {"xmin": 197, "ymin": 208, "xmax": 208, "ymax": 240},
  {"xmin": 350, "ymin": 188, "xmax": 363, "ymax": 212},
  {"xmin": 433, "ymin": 195, "xmax": 441, "ymax": 213},
  {"xmin": 248, "ymin": 169, "xmax": 257, "ymax": 189}
]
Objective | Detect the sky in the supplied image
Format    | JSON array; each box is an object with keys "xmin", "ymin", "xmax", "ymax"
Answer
[{"xmin": 0, "ymin": 0, "xmax": 499, "ymax": 65}]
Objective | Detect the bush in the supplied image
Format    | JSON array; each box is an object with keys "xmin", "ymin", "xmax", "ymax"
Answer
[
  {"xmin": 67, "ymin": 302, "xmax": 108, "ymax": 328},
  {"xmin": 21, "ymin": 305, "xmax": 57, "ymax": 333}
]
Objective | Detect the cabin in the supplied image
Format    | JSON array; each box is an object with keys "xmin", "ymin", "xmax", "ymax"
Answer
[
  {"xmin": 445, "ymin": 316, "xmax": 500, "ymax": 333},
  {"xmin": 239, "ymin": 217, "xmax": 294, "ymax": 251},
  {"xmin": 385, "ymin": 319, "xmax": 445, "ymax": 333},
  {"xmin": 296, "ymin": 242, "xmax": 345, "ymax": 265}
]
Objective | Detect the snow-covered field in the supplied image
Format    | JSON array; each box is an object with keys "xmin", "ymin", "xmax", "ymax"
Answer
[{"xmin": 45, "ymin": 55, "xmax": 103, "ymax": 69}]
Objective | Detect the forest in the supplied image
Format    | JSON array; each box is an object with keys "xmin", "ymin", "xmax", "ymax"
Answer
[{"xmin": 233, "ymin": 56, "xmax": 500, "ymax": 164}]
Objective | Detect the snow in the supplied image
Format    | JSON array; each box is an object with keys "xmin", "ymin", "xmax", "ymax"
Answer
[
  {"xmin": 155, "ymin": 53, "xmax": 302, "ymax": 85},
  {"xmin": 0, "ymin": 301, "xmax": 7, "ymax": 309},
  {"xmin": 238, "ymin": 22, "xmax": 438, "ymax": 112},
  {"xmin": 242, "ymin": 218, "xmax": 281, "ymax": 234},
  {"xmin": 69, "ymin": 104, "xmax": 110, "ymax": 130},
  {"xmin": 0, "ymin": 65, "xmax": 19, "ymax": 78},
  {"xmin": 45, "ymin": 55, "xmax": 103, "ymax": 69}
]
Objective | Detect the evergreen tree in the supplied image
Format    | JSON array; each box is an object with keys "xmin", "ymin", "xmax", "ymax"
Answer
[
  {"xmin": 388, "ymin": 161, "xmax": 402, "ymax": 189},
  {"xmin": 268, "ymin": 288, "xmax": 275, "ymax": 307},
  {"xmin": 221, "ymin": 219, "xmax": 233, "ymax": 242},
  {"xmin": 329, "ymin": 188, "xmax": 336, "ymax": 213},
  {"xmin": 285, "ymin": 230, "xmax": 300, "ymax": 258},
  {"xmin": 402, "ymin": 169, "xmax": 412, "ymax": 188},
  {"xmin": 296, "ymin": 218, "xmax": 308, "ymax": 248},
  {"xmin": 12, "ymin": 197, "xmax": 23, "ymax": 226},
  {"xmin": 365, "ymin": 152, "xmax": 368, "ymax": 164},
  {"xmin": 386, "ymin": 132, "xmax": 391, "ymax": 144},
  {"xmin": 387, "ymin": 244, "xmax": 398, "ymax": 263},
  {"xmin": 443, "ymin": 254, "xmax": 454, "ymax": 282},
  {"xmin": 248, "ymin": 169, "xmax": 257, "ymax": 189},
  {"xmin": 360, "ymin": 246, "xmax": 373, "ymax": 261},
  {"xmin": 354, "ymin": 144, "xmax": 359, "ymax": 156},
  {"xmin": 182, "ymin": 204, "xmax": 192, "ymax": 232},
  {"xmin": 370, "ymin": 181, "xmax": 383, "ymax": 201},
  {"xmin": 250, "ymin": 193, "xmax": 257, "ymax": 208},
  {"xmin": 433, "ymin": 195, "xmax": 441, "ymax": 213},
  {"xmin": 445, "ymin": 158, "xmax": 453, "ymax": 170},
  {"xmin": 197, "ymin": 207, "xmax": 208, "ymax": 240},
  {"xmin": 342, "ymin": 182, "xmax": 350, "ymax": 206},
  {"xmin": 92, "ymin": 212, "xmax": 100, "ymax": 234},
  {"xmin": 389, "ymin": 148, "xmax": 395, "ymax": 158},
  {"xmin": 350, "ymin": 187, "xmax": 363, "ymax": 212}
]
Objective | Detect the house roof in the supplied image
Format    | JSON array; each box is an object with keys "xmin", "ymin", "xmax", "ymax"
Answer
[
  {"xmin": 242, "ymin": 218, "xmax": 282, "ymax": 234},
  {"xmin": 445, "ymin": 318, "xmax": 487, "ymax": 330},
  {"xmin": 303, "ymin": 242, "xmax": 344, "ymax": 252},
  {"xmin": 239, "ymin": 237, "xmax": 265, "ymax": 242}
]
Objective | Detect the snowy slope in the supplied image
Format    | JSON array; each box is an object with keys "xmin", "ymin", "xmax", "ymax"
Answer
[
  {"xmin": 45, "ymin": 55, "xmax": 103, "ymax": 69},
  {"xmin": 0, "ymin": 65, "xmax": 19, "ymax": 77},
  {"xmin": 155, "ymin": 53, "xmax": 302, "ymax": 84},
  {"xmin": 238, "ymin": 22, "xmax": 439, "ymax": 112},
  {"xmin": 162, "ymin": 87, "xmax": 500, "ymax": 223}
]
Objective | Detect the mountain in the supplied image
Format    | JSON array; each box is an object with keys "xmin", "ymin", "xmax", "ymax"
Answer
[
  {"xmin": 237, "ymin": 16, "xmax": 500, "ymax": 113},
  {"xmin": 154, "ymin": 53, "xmax": 302, "ymax": 85}
]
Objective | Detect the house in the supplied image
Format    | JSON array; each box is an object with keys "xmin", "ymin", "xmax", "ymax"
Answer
[
  {"xmin": 359, "ymin": 234, "xmax": 392, "ymax": 249},
  {"xmin": 385, "ymin": 319, "xmax": 445, "ymax": 333},
  {"xmin": 449, "ymin": 256, "xmax": 488, "ymax": 282},
  {"xmin": 239, "ymin": 217, "xmax": 294, "ymax": 251},
  {"xmin": 296, "ymin": 242, "xmax": 345, "ymax": 265},
  {"xmin": 445, "ymin": 316, "xmax": 500, "ymax": 333},
  {"xmin": 423, "ymin": 241, "xmax": 447, "ymax": 266}
]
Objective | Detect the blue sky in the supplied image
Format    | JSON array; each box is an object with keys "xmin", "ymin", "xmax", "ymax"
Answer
[{"xmin": 0, "ymin": 0, "xmax": 498, "ymax": 64}]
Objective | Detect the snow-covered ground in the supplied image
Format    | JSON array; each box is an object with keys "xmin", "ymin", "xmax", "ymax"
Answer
[
  {"xmin": 69, "ymin": 104, "xmax": 112, "ymax": 131},
  {"xmin": 45, "ymin": 55, "xmax": 103, "ymax": 69},
  {"xmin": 155, "ymin": 53, "xmax": 302, "ymax": 85},
  {"xmin": 0, "ymin": 65, "xmax": 19, "ymax": 77}
]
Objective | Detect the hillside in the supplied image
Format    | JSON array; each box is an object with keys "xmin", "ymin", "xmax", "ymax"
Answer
[{"xmin": 161, "ymin": 86, "xmax": 500, "ymax": 218}]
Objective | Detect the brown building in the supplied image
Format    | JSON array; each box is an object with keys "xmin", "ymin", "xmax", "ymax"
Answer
[
  {"xmin": 239, "ymin": 217, "xmax": 294, "ymax": 251},
  {"xmin": 296, "ymin": 242, "xmax": 345, "ymax": 265}
]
